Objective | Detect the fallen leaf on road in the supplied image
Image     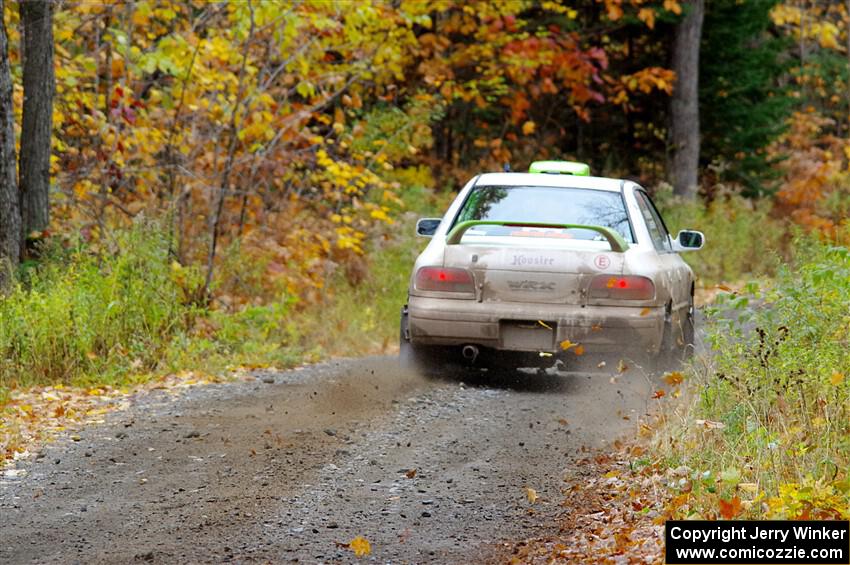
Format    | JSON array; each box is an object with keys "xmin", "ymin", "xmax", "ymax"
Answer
[
  {"xmin": 506, "ymin": 440, "xmax": 669, "ymax": 564},
  {"xmin": 1, "ymin": 371, "xmax": 227, "ymax": 469},
  {"xmin": 574, "ymin": 345, "xmax": 585, "ymax": 356},
  {"xmin": 349, "ymin": 536, "xmax": 371, "ymax": 557},
  {"xmin": 652, "ymin": 389, "xmax": 665, "ymax": 399},
  {"xmin": 525, "ymin": 487, "xmax": 539, "ymax": 504},
  {"xmin": 617, "ymin": 359, "xmax": 629, "ymax": 373},
  {"xmin": 405, "ymin": 468, "xmax": 417, "ymax": 479},
  {"xmin": 559, "ymin": 340, "xmax": 575, "ymax": 351}
]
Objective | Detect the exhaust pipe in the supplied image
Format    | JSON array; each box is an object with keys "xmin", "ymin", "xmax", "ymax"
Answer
[{"xmin": 462, "ymin": 344, "xmax": 479, "ymax": 363}]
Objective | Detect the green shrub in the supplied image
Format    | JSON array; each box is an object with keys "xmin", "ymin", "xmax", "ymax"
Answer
[
  {"xmin": 292, "ymin": 212, "xmax": 427, "ymax": 356},
  {"xmin": 0, "ymin": 223, "xmax": 197, "ymax": 389},
  {"xmin": 164, "ymin": 299, "xmax": 309, "ymax": 372},
  {"xmin": 660, "ymin": 236, "xmax": 849, "ymax": 518},
  {"xmin": 657, "ymin": 192, "xmax": 786, "ymax": 284}
]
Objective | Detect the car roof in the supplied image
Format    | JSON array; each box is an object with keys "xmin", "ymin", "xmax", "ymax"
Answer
[{"xmin": 474, "ymin": 172, "xmax": 625, "ymax": 192}]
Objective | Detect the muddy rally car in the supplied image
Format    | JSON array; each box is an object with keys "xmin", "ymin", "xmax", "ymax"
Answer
[{"xmin": 399, "ymin": 161, "xmax": 704, "ymax": 375}]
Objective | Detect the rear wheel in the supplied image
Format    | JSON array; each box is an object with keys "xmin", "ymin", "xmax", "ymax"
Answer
[
  {"xmin": 680, "ymin": 295, "xmax": 696, "ymax": 359},
  {"xmin": 651, "ymin": 306, "xmax": 678, "ymax": 373},
  {"xmin": 652, "ymin": 297, "xmax": 696, "ymax": 372}
]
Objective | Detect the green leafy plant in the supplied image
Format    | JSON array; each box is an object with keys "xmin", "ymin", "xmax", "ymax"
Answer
[
  {"xmin": 0, "ymin": 222, "xmax": 197, "ymax": 389},
  {"xmin": 660, "ymin": 235, "xmax": 849, "ymax": 519}
]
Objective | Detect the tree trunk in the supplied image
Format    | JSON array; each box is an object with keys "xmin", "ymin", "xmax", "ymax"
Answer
[
  {"xmin": 0, "ymin": 0, "xmax": 20, "ymax": 278},
  {"xmin": 670, "ymin": 0, "xmax": 704, "ymax": 199},
  {"xmin": 19, "ymin": 0, "xmax": 55, "ymax": 239}
]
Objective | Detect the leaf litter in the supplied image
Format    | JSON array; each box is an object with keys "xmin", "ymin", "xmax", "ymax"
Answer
[
  {"xmin": 504, "ymin": 442, "xmax": 673, "ymax": 564},
  {"xmin": 0, "ymin": 370, "xmax": 247, "ymax": 471}
]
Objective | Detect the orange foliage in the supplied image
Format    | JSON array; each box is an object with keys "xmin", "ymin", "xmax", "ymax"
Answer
[
  {"xmin": 4, "ymin": 0, "xmax": 687, "ymax": 306},
  {"xmin": 772, "ymin": 110, "xmax": 850, "ymax": 241}
]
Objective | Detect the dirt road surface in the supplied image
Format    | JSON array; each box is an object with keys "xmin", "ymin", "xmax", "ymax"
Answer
[{"xmin": 1, "ymin": 357, "xmax": 668, "ymax": 564}]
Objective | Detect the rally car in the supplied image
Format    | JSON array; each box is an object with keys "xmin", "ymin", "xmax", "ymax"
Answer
[{"xmin": 399, "ymin": 161, "xmax": 704, "ymax": 374}]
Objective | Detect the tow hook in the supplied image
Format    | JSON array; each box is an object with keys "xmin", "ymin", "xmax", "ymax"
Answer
[{"xmin": 462, "ymin": 344, "xmax": 479, "ymax": 364}]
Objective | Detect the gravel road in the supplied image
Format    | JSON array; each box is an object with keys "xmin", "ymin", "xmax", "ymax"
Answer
[{"xmin": 1, "ymin": 356, "xmax": 668, "ymax": 564}]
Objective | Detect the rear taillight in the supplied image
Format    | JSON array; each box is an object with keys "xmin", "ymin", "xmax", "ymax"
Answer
[
  {"xmin": 414, "ymin": 267, "xmax": 475, "ymax": 293},
  {"xmin": 588, "ymin": 275, "xmax": 655, "ymax": 300}
]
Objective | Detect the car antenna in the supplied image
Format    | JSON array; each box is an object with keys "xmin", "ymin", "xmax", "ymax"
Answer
[{"xmin": 503, "ymin": 163, "xmax": 511, "ymax": 172}]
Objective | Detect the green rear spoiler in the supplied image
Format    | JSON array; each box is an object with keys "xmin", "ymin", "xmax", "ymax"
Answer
[{"xmin": 445, "ymin": 220, "xmax": 629, "ymax": 252}]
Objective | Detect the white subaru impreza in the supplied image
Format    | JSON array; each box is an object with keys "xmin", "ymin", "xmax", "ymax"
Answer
[{"xmin": 399, "ymin": 161, "xmax": 704, "ymax": 374}]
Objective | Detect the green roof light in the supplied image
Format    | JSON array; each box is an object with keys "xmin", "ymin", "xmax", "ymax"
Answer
[{"xmin": 529, "ymin": 160, "xmax": 590, "ymax": 176}]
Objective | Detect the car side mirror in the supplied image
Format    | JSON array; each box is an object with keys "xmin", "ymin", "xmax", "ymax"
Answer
[
  {"xmin": 672, "ymin": 230, "xmax": 705, "ymax": 252},
  {"xmin": 416, "ymin": 218, "xmax": 441, "ymax": 237}
]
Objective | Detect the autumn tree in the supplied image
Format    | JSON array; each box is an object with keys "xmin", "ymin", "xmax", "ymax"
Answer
[
  {"xmin": 0, "ymin": 0, "xmax": 18, "ymax": 279},
  {"xmin": 19, "ymin": 0, "xmax": 55, "ymax": 241},
  {"xmin": 416, "ymin": 1, "xmax": 680, "ymax": 182},
  {"xmin": 670, "ymin": 0, "xmax": 704, "ymax": 199},
  {"xmin": 700, "ymin": 0, "xmax": 790, "ymax": 195}
]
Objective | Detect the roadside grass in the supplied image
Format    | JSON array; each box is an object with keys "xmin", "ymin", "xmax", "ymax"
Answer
[
  {"xmin": 165, "ymin": 212, "xmax": 428, "ymax": 373},
  {"xmin": 655, "ymin": 236, "xmax": 849, "ymax": 519},
  {"xmin": 657, "ymin": 193, "xmax": 786, "ymax": 285},
  {"xmin": 292, "ymin": 214, "xmax": 427, "ymax": 358},
  {"xmin": 506, "ymin": 233, "xmax": 849, "ymax": 563},
  {"xmin": 0, "ymin": 225, "xmax": 198, "ymax": 398}
]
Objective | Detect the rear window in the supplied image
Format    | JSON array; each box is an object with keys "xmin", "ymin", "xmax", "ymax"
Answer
[{"xmin": 453, "ymin": 185, "xmax": 634, "ymax": 243}]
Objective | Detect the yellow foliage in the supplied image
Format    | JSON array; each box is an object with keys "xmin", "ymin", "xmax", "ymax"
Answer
[
  {"xmin": 766, "ymin": 477, "xmax": 849, "ymax": 519},
  {"xmin": 35, "ymin": 0, "xmax": 712, "ymax": 313},
  {"xmin": 637, "ymin": 8, "xmax": 656, "ymax": 30}
]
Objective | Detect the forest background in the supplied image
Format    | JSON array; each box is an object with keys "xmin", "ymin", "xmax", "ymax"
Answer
[{"xmin": 0, "ymin": 0, "xmax": 848, "ymax": 523}]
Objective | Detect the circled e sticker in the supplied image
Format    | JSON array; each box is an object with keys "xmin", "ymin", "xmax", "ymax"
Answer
[{"xmin": 594, "ymin": 254, "xmax": 611, "ymax": 270}]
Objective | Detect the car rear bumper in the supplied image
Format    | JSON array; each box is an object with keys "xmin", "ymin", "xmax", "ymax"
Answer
[{"xmin": 407, "ymin": 296, "xmax": 664, "ymax": 354}]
